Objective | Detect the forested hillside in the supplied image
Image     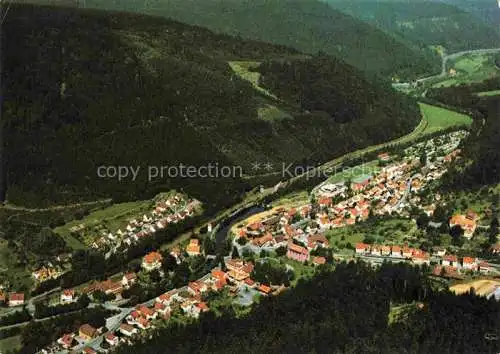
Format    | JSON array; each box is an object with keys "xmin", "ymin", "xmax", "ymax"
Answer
[
  {"xmin": 116, "ymin": 262, "xmax": 500, "ymax": 353},
  {"xmin": 23, "ymin": 0, "xmax": 440, "ymax": 79},
  {"xmin": 427, "ymin": 82, "xmax": 500, "ymax": 190},
  {"xmin": 326, "ymin": 0, "xmax": 500, "ymax": 54},
  {"xmin": 2, "ymin": 4, "xmax": 421, "ymax": 209},
  {"xmin": 441, "ymin": 0, "xmax": 500, "ymax": 30}
]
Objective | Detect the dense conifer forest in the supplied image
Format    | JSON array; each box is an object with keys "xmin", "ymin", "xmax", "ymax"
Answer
[
  {"xmin": 116, "ymin": 262, "xmax": 500, "ymax": 354},
  {"xmin": 327, "ymin": 0, "xmax": 500, "ymax": 54},
  {"xmin": 21, "ymin": 0, "xmax": 442, "ymax": 79},
  {"xmin": 2, "ymin": 4, "xmax": 420, "ymax": 209}
]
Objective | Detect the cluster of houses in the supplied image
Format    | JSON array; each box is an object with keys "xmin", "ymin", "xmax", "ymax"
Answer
[
  {"xmin": 68, "ymin": 194, "xmax": 200, "ymax": 255},
  {"xmin": 48, "ymin": 256, "xmax": 278, "ymax": 352},
  {"xmin": 0, "ymin": 292, "xmax": 25, "ymax": 307},
  {"xmin": 311, "ymin": 132, "xmax": 470, "ymax": 232},
  {"xmin": 32, "ymin": 264, "xmax": 64, "ymax": 283},
  {"xmin": 355, "ymin": 242, "xmax": 497, "ymax": 276}
]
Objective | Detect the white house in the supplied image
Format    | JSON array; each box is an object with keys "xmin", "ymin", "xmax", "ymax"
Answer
[
  {"xmin": 119, "ymin": 323, "xmax": 138, "ymax": 337},
  {"xmin": 60, "ymin": 289, "xmax": 75, "ymax": 303}
]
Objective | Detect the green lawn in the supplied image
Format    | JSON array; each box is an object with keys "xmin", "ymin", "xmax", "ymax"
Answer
[
  {"xmin": 0, "ymin": 240, "xmax": 33, "ymax": 293},
  {"xmin": 326, "ymin": 160, "xmax": 380, "ymax": 184},
  {"xmin": 325, "ymin": 218, "xmax": 419, "ymax": 251},
  {"xmin": 388, "ymin": 302, "xmax": 417, "ymax": 324},
  {"xmin": 418, "ymin": 103, "xmax": 472, "ymax": 134},
  {"xmin": 0, "ymin": 335, "xmax": 22, "ymax": 353},
  {"xmin": 272, "ymin": 191, "xmax": 309, "ymax": 208},
  {"xmin": 476, "ymin": 90, "xmax": 500, "ymax": 97}
]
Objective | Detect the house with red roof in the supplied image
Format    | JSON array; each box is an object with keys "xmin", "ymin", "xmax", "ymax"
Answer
[
  {"xmin": 154, "ymin": 302, "xmax": 170, "ymax": 316},
  {"xmin": 211, "ymin": 269, "xmax": 227, "ymax": 281},
  {"xmin": 246, "ymin": 222, "xmax": 265, "ymax": 236},
  {"xmin": 462, "ymin": 257, "xmax": 477, "ymax": 270},
  {"xmin": 370, "ymin": 246, "xmax": 381, "ymax": 256},
  {"xmin": 186, "ymin": 238, "xmax": 201, "ymax": 256},
  {"xmin": 381, "ymin": 245, "xmax": 391, "ymax": 256},
  {"xmin": 105, "ymin": 332, "xmax": 119, "ymax": 346},
  {"xmin": 449, "ymin": 214, "xmax": 477, "ymax": 239},
  {"xmin": 8, "ymin": 293, "xmax": 24, "ymax": 307},
  {"xmin": 286, "ymin": 242, "xmax": 309, "ymax": 263},
  {"xmin": 60, "ymin": 289, "xmax": 75, "ymax": 303},
  {"xmin": 119, "ymin": 323, "xmax": 137, "ymax": 337},
  {"xmin": 188, "ymin": 281, "xmax": 208, "ymax": 295},
  {"xmin": 57, "ymin": 333, "xmax": 74, "ymax": 349},
  {"xmin": 244, "ymin": 278, "xmax": 256, "ymax": 287},
  {"xmin": 318, "ymin": 197, "xmax": 332, "ymax": 208},
  {"xmin": 442, "ymin": 255, "xmax": 459, "ymax": 268},
  {"xmin": 79, "ymin": 324, "xmax": 97, "ymax": 341},
  {"xmin": 307, "ymin": 234, "xmax": 329, "ymax": 250},
  {"xmin": 142, "ymin": 251, "xmax": 163, "ymax": 271},
  {"xmin": 258, "ymin": 284, "xmax": 272, "ymax": 295},
  {"xmin": 355, "ymin": 243, "xmax": 370, "ymax": 255},
  {"xmin": 136, "ymin": 305, "xmax": 157, "ymax": 320},
  {"xmin": 136, "ymin": 316, "xmax": 151, "ymax": 330},
  {"xmin": 391, "ymin": 246, "xmax": 402, "ymax": 257},
  {"xmin": 402, "ymin": 247, "xmax": 413, "ymax": 258},
  {"xmin": 412, "ymin": 252, "xmax": 430, "ymax": 265},
  {"xmin": 121, "ymin": 272, "xmax": 137, "ymax": 287},
  {"xmin": 313, "ymin": 256, "xmax": 326, "ymax": 266}
]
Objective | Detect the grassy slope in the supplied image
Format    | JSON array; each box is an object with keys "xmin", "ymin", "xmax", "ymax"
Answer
[
  {"xmin": 477, "ymin": 90, "xmax": 500, "ymax": 97},
  {"xmin": 418, "ymin": 103, "xmax": 472, "ymax": 133}
]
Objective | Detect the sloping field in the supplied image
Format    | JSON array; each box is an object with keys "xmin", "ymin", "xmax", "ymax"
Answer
[{"xmin": 450, "ymin": 279, "xmax": 500, "ymax": 296}]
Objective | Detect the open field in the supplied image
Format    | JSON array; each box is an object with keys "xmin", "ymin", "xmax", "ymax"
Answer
[
  {"xmin": 418, "ymin": 103, "xmax": 473, "ymax": 134},
  {"xmin": 434, "ymin": 53, "xmax": 500, "ymax": 88},
  {"xmin": 476, "ymin": 90, "xmax": 500, "ymax": 97},
  {"xmin": 325, "ymin": 218, "xmax": 418, "ymax": 251},
  {"xmin": 0, "ymin": 240, "xmax": 33, "ymax": 292},
  {"xmin": 0, "ymin": 335, "xmax": 22, "ymax": 353},
  {"xmin": 228, "ymin": 61, "xmax": 276, "ymax": 100},
  {"xmin": 229, "ymin": 61, "xmax": 294, "ymax": 121},
  {"xmin": 326, "ymin": 160, "xmax": 379, "ymax": 184},
  {"xmin": 388, "ymin": 302, "xmax": 418, "ymax": 324},
  {"xmin": 450, "ymin": 279, "xmax": 500, "ymax": 296}
]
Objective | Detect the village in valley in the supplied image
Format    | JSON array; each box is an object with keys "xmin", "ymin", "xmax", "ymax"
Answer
[{"xmin": 0, "ymin": 130, "xmax": 499, "ymax": 354}]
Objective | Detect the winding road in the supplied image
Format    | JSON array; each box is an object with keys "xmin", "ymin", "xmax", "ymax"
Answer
[{"xmin": 392, "ymin": 47, "xmax": 500, "ymax": 88}]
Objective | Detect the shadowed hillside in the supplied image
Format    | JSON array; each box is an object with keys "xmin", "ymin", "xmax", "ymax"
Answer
[
  {"xmin": 19, "ymin": 0, "xmax": 441, "ymax": 79},
  {"xmin": 326, "ymin": 0, "xmax": 500, "ymax": 54},
  {"xmin": 2, "ymin": 4, "xmax": 420, "ymax": 209}
]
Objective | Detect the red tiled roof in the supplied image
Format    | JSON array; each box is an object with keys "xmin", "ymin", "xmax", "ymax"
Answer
[
  {"xmin": 63, "ymin": 289, "xmax": 74, "ymax": 296},
  {"xmin": 313, "ymin": 256, "xmax": 326, "ymax": 265},
  {"xmin": 355, "ymin": 243, "xmax": 369, "ymax": 250},
  {"xmin": 287, "ymin": 242, "xmax": 309, "ymax": 255},
  {"xmin": 120, "ymin": 323, "xmax": 135, "ymax": 332},
  {"xmin": 143, "ymin": 251, "xmax": 162, "ymax": 264},
  {"xmin": 444, "ymin": 255, "xmax": 458, "ymax": 262},
  {"xmin": 463, "ymin": 257, "xmax": 476, "ymax": 264},
  {"xmin": 8, "ymin": 293, "xmax": 24, "ymax": 302},
  {"xmin": 258, "ymin": 284, "xmax": 272, "ymax": 294}
]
